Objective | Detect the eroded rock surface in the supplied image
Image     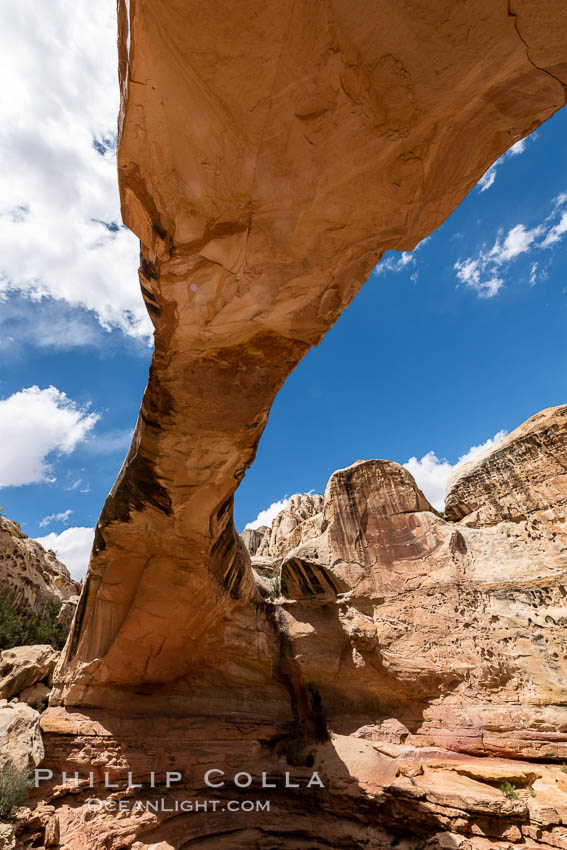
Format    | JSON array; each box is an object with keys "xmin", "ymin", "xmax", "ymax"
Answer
[
  {"xmin": 446, "ymin": 404, "xmax": 567, "ymax": 526},
  {"xmin": 0, "ymin": 647, "xmax": 59, "ymax": 702},
  {"xmin": 31, "ymin": 0, "xmax": 567, "ymax": 846},
  {"xmin": 0, "ymin": 700, "xmax": 43, "ymax": 771},
  {"xmin": 254, "ymin": 493, "xmax": 324, "ymax": 560},
  {"xmin": 0, "ymin": 518, "xmax": 79, "ymax": 617}
]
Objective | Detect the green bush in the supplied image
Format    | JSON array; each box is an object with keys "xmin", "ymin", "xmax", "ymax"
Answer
[
  {"xmin": 0, "ymin": 598, "xmax": 69, "ymax": 651},
  {"xmin": 0, "ymin": 764, "xmax": 33, "ymax": 819},
  {"xmin": 499, "ymin": 781, "xmax": 518, "ymax": 800},
  {"xmin": 561, "ymin": 762, "xmax": 567, "ymax": 774},
  {"xmin": 270, "ymin": 575, "xmax": 281, "ymax": 598}
]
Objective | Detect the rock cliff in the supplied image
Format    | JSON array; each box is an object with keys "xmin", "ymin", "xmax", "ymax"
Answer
[
  {"xmin": 0, "ymin": 517, "xmax": 79, "ymax": 617},
  {"xmin": 243, "ymin": 406, "xmax": 567, "ymax": 760},
  {"xmin": 24, "ymin": 0, "xmax": 567, "ymax": 847}
]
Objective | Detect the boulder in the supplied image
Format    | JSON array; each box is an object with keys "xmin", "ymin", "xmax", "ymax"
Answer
[
  {"xmin": 0, "ymin": 699, "xmax": 43, "ymax": 770},
  {"xmin": 0, "ymin": 646, "xmax": 59, "ymax": 701},
  {"xmin": 44, "ymin": 815, "xmax": 60, "ymax": 847},
  {"xmin": 55, "ymin": 595, "xmax": 80, "ymax": 629},
  {"xmin": 18, "ymin": 683, "xmax": 51, "ymax": 710}
]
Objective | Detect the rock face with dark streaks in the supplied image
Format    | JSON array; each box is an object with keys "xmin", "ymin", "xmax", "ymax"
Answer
[
  {"xmin": 22, "ymin": 0, "xmax": 567, "ymax": 847},
  {"xmin": 445, "ymin": 404, "xmax": 567, "ymax": 526}
]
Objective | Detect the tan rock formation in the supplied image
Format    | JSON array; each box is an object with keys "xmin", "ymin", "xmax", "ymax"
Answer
[
  {"xmin": 274, "ymin": 413, "xmax": 567, "ymax": 757},
  {"xmin": 0, "ymin": 517, "xmax": 79, "ymax": 616},
  {"xmin": 0, "ymin": 823, "xmax": 15, "ymax": 850},
  {"xmin": 445, "ymin": 404, "xmax": 567, "ymax": 526},
  {"xmin": 0, "ymin": 699, "xmax": 43, "ymax": 771},
  {"xmin": 240, "ymin": 525, "xmax": 268, "ymax": 556},
  {"xmin": 253, "ymin": 493, "xmax": 324, "ymax": 559},
  {"xmin": 0, "ymin": 646, "xmax": 59, "ymax": 702},
  {"xmin": 18, "ymin": 683, "xmax": 51, "ymax": 710},
  {"xmin": 27, "ymin": 0, "xmax": 567, "ymax": 847}
]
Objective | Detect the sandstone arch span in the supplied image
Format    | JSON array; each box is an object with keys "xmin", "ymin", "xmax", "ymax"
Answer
[{"xmin": 51, "ymin": 0, "xmax": 566, "ymax": 712}]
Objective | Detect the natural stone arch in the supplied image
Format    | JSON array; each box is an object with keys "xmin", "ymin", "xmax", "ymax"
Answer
[
  {"xmin": 52, "ymin": 0, "xmax": 566, "ymax": 711},
  {"xmin": 27, "ymin": 3, "xmax": 567, "ymax": 848}
]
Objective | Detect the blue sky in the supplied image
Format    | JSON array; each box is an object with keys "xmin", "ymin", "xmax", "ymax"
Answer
[{"xmin": 0, "ymin": 1, "xmax": 566, "ymax": 578}]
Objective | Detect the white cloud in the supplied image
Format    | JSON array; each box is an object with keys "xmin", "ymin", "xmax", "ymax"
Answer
[
  {"xmin": 404, "ymin": 452, "xmax": 454, "ymax": 511},
  {"xmin": 509, "ymin": 139, "xmax": 527, "ymax": 156},
  {"xmin": 0, "ymin": 0, "xmax": 150, "ymax": 341},
  {"xmin": 477, "ymin": 136, "xmax": 529, "ymax": 192},
  {"xmin": 477, "ymin": 165, "xmax": 497, "ymax": 192},
  {"xmin": 541, "ymin": 211, "xmax": 567, "ymax": 248},
  {"xmin": 245, "ymin": 497, "xmax": 290, "ymax": 530},
  {"xmin": 83, "ymin": 427, "xmax": 134, "ymax": 455},
  {"xmin": 457, "ymin": 431, "xmax": 508, "ymax": 466},
  {"xmin": 39, "ymin": 509, "xmax": 73, "ymax": 528},
  {"xmin": 374, "ymin": 236, "xmax": 430, "ymax": 281},
  {"xmin": 492, "ymin": 223, "xmax": 543, "ymax": 263},
  {"xmin": 404, "ymin": 430, "xmax": 507, "ymax": 511},
  {"xmin": 375, "ymin": 251, "xmax": 416, "ymax": 275},
  {"xmin": 35, "ymin": 526, "xmax": 94, "ymax": 581},
  {"xmin": 0, "ymin": 297, "xmax": 107, "ymax": 353},
  {"xmin": 454, "ymin": 193, "xmax": 567, "ymax": 297},
  {"xmin": 0, "ymin": 386, "xmax": 99, "ymax": 487}
]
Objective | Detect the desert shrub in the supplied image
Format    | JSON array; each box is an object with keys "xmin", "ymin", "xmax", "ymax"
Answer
[
  {"xmin": 561, "ymin": 762, "xmax": 567, "ymax": 774},
  {"xmin": 0, "ymin": 764, "xmax": 33, "ymax": 819},
  {"xmin": 0, "ymin": 598, "xmax": 69, "ymax": 650},
  {"xmin": 270, "ymin": 575, "xmax": 281, "ymax": 598},
  {"xmin": 499, "ymin": 780, "xmax": 518, "ymax": 800}
]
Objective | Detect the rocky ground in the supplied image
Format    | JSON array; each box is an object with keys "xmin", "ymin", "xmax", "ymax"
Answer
[{"xmin": 0, "ymin": 520, "xmax": 78, "ymax": 848}]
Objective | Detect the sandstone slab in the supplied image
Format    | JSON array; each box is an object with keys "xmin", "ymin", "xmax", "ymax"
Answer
[
  {"xmin": 0, "ymin": 699, "xmax": 43, "ymax": 771},
  {"xmin": 0, "ymin": 646, "xmax": 59, "ymax": 701}
]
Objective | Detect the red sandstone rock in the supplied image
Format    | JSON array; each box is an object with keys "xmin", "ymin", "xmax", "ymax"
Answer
[{"xmin": 34, "ymin": 0, "xmax": 567, "ymax": 847}]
